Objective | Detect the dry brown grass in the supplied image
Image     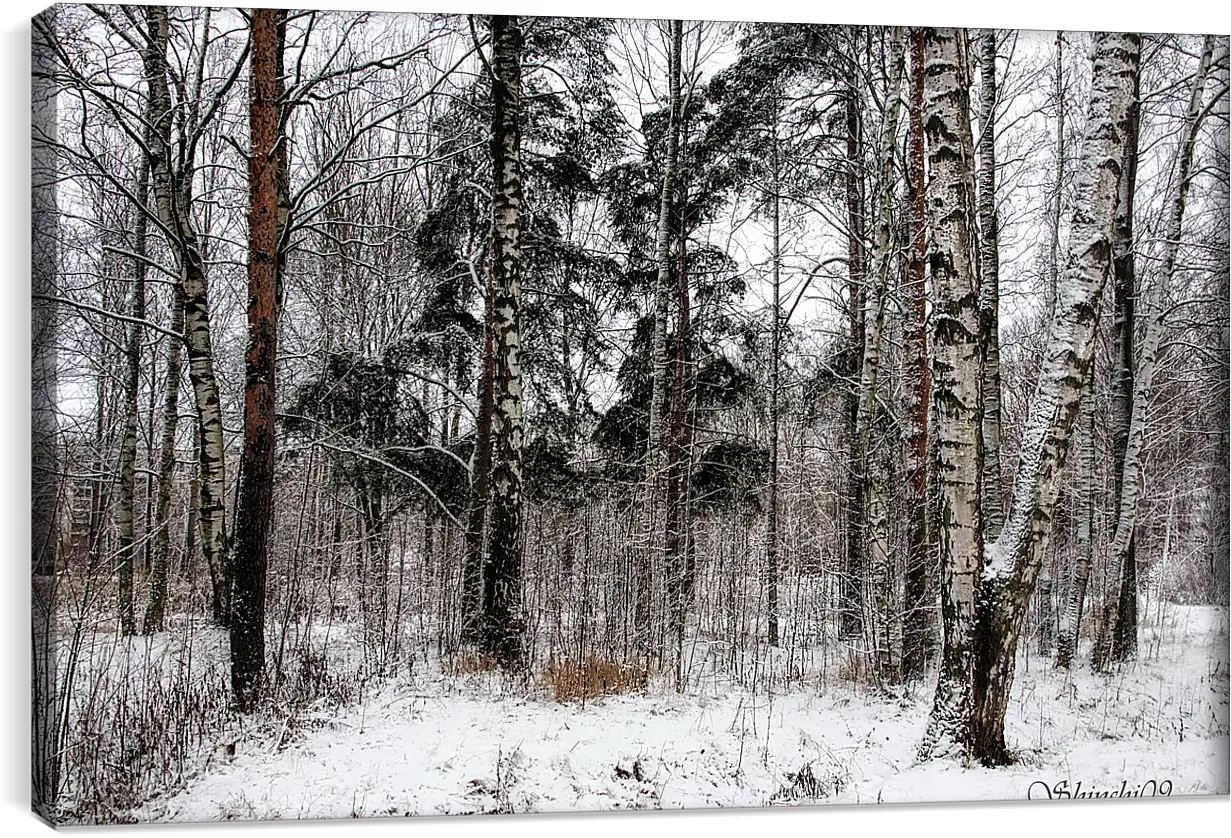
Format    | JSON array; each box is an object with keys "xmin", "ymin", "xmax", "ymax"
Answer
[
  {"xmin": 542, "ymin": 654, "xmax": 648, "ymax": 702},
  {"xmin": 450, "ymin": 650, "xmax": 498, "ymax": 675}
]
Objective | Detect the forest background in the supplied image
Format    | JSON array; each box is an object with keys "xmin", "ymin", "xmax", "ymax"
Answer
[{"xmin": 8, "ymin": 0, "xmax": 1231, "ymax": 835}]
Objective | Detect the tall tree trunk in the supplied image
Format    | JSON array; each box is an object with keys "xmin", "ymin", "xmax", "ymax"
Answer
[
  {"xmin": 766, "ymin": 132, "xmax": 781, "ymax": 649},
  {"xmin": 921, "ymin": 30, "xmax": 1140, "ymax": 764},
  {"xmin": 665, "ymin": 173, "xmax": 691, "ymax": 666},
  {"xmin": 1097, "ymin": 35, "xmax": 1214, "ymax": 669},
  {"xmin": 143, "ymin": 288, "xmax": 184, "ymax": 635},
  {"xmin": 1208, "ymin": 40, "xmax": 1231, "ymax": 608},
  {"xmin": 461, "ymin": 272, "xmax": 494, "ymax": 643},
  {"xmin": 145, "ymin": 4, "xmax": 230, "ymax": 625},
  {"xmin": 1090, "ymin": 45, "xmax": 1143, "ymax": 669},
  {"xmin": 230, "ymin": 7, "xmax": 283, "ymax": 711},
  {"xmin": 1095, "ymin": 47, "xmax": 1140, "ymax": 669},
  {"xmin": 481, "ymin": 14, "xmax": 527, "ymax": 668},
  {"xmin": 1055, "ymin": 373, "xmax": 1094, "ymax": 668},
  {"xmin": 1044, "ymin": 31, "xmax": 1070, "ymax": 661},
  {"xmin": 853, "ymin": 28, "xmax": 905, "ymax": 678},
  {"xmin": 901, "ymin": 26, "xmax": 932, "ymax": 681},
  {"xmin": 639, "ymin": 18, "xmax": 683, "ymax": 651},
  {"xmin": 917, "ymin": 27, "xmax": 986, "ymax": 760},
  {"xmin": 977, "ymin": 30, "xmax": 1005, "ymax": 536},
  {"xmin": 839, "ymin": 31, "xmax": 868, "ymax": 640},
  {"xmin": 116, "ymin": 162, "xmax": 149, "ymax": 636}
]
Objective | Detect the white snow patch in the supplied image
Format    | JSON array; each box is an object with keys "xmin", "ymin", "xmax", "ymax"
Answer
[{"xmin": 133, "ymin": 602, "xmax": 1228, "ymax": 823}]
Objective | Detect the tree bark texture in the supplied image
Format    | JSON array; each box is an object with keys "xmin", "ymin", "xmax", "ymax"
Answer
[
  {"xmin": 230, "ymin": 6, "xmax": 283, "ymax": 711},
  {"xmin": 1097, "ymin": 35, "xmax": 1214, "ymax": 669},
  {"xmin": 145, "ymin": 4, "xmax": 230, "ymax": 625},
  {"xmin": 942, "ymin": 31, "xmax": 1141, "ymax": 764},
  {"xmin": 901, "ymin": 26, "xmax": 933, "ymax": 681},
  {"xmin": 481, "ymin": 14, "xmax": 527, "ymax": 668},
  {"xmin": 116, "ymin": 162, "xmax": 149, "ymax": 636},
  {"xmin": 917, "ymin": 26, "xmax": 986, "ymax": 761},
  {"xmin": 976, "ymin": 29, "xmax": 1004, "ymax": 537},
  {"xmin": 840, "ymin": 30, "xmax": 868, "ymax": 641}
]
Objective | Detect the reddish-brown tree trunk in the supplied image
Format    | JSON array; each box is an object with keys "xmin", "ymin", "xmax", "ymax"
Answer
[{"xmin": 230, "ymin": 7, "xmax": 282, "ymax": 710}]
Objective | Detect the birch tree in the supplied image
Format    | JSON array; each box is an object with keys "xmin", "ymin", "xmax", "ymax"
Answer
[
  {"xmin": 977, "ymin": 30, "xmax": 1005, "ymax": 536},
  {"xmin": 638, "ymin": 19, "xmax": 683, "ymax": 652},
  {"xmin": 143, "ymin": 5, "xmax": 234, "ymax": 625},
  {"xmin": 921, "ymin": 29, "xmax": 1141, "ymax": 764},
  {"xmin": 853, "ymin": 28, "xmax": 905, "ymax": 678},
  {"xmin": 1097, "ymin": 35, "xmax": 1216, "ymax": 668},
  {"xmin": 901, "ymin": 26, "xmax": 932, "ymax": 680},
  {"xmin": 481, "ymin": 14, "xmax": 527, "ymax": 667}
]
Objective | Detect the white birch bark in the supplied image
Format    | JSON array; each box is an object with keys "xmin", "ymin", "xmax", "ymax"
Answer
[
  {"xmin": 638, "ymin": 18, "xmax": 682, "ymax": 649},
  {"xmin": 144, "ymin": 5, "xmax": 230, "ymax": 624},
  {"xmin": 976, "ymin": 29, "xmax": 1005, "ymax": 537},
  {"xmin": 918, "ymin": 26, "xmax": 985, "ymax": 758},
  {"xmin": 853, "ymin": 28, "xmax": 905, "ymax": 679},
  {"xmin": 923, "ymin": 30, "xmax": 1140, "ymax": 764},
  {"xmin": 1097, "ymin": 34, "xmax": 1215, "ymax": 668}
]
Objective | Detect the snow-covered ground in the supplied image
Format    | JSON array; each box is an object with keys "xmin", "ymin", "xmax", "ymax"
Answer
[{"xmin": 125, "ymin": 600, "xmax": 1228, "ymax": 823}]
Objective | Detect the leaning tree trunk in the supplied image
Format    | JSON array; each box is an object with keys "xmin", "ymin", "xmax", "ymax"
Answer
[
  {"xmin": 143, "ymin": 288, "xmax": 184, "ymax": 634},
  {"xmin": 145, "ymin": 4, "xmax": 230, "ymax": 625},
  {"xmin": 977, "ymin": 29, "xmax": 1005, "ymax": 537},
  {"xmin": 116, "ymin": 162, "xmax": 149, "ymax": 636},
  {"xmin": 481, "ymin": 14, "xmax": 527, "ymax": 668},
  {"xmin": 230, "ymin": 6, "xmax": 283, "ymax": 712},
  {"xmin": 901, "ymin": 26, "xmax": 932, "ymax": 681},
  {"xmin": 921, "ymin": 29, "xmax": 1140, "ymax": 765},
  {"xmin": 1097, "ymin": 35, "xmax": 1214, "ymax": 670}
]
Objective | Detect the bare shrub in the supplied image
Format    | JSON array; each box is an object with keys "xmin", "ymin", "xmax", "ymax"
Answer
[{"xmin": 58, "ymin": 633, "xmax": 234, "ymax": 823}]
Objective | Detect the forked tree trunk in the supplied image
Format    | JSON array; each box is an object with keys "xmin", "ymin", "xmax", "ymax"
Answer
[
  {"xmin": 230, "ymin": 7, "xmax": 283, "ymax": 711},
  {"xmin": 481, "ymin": 14, "xmax": 527, "ymax": 667},
  {"xmin": 901, "ymin": 26, "xmax": 932, "ymax": 681},
  {"xmin": 921, "ymin": 29, "xmax": 1140, "ymax": 765},
  {"xmin": 1097, "ymin": 35, "xmax": 1214, "ymax": 669}
]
